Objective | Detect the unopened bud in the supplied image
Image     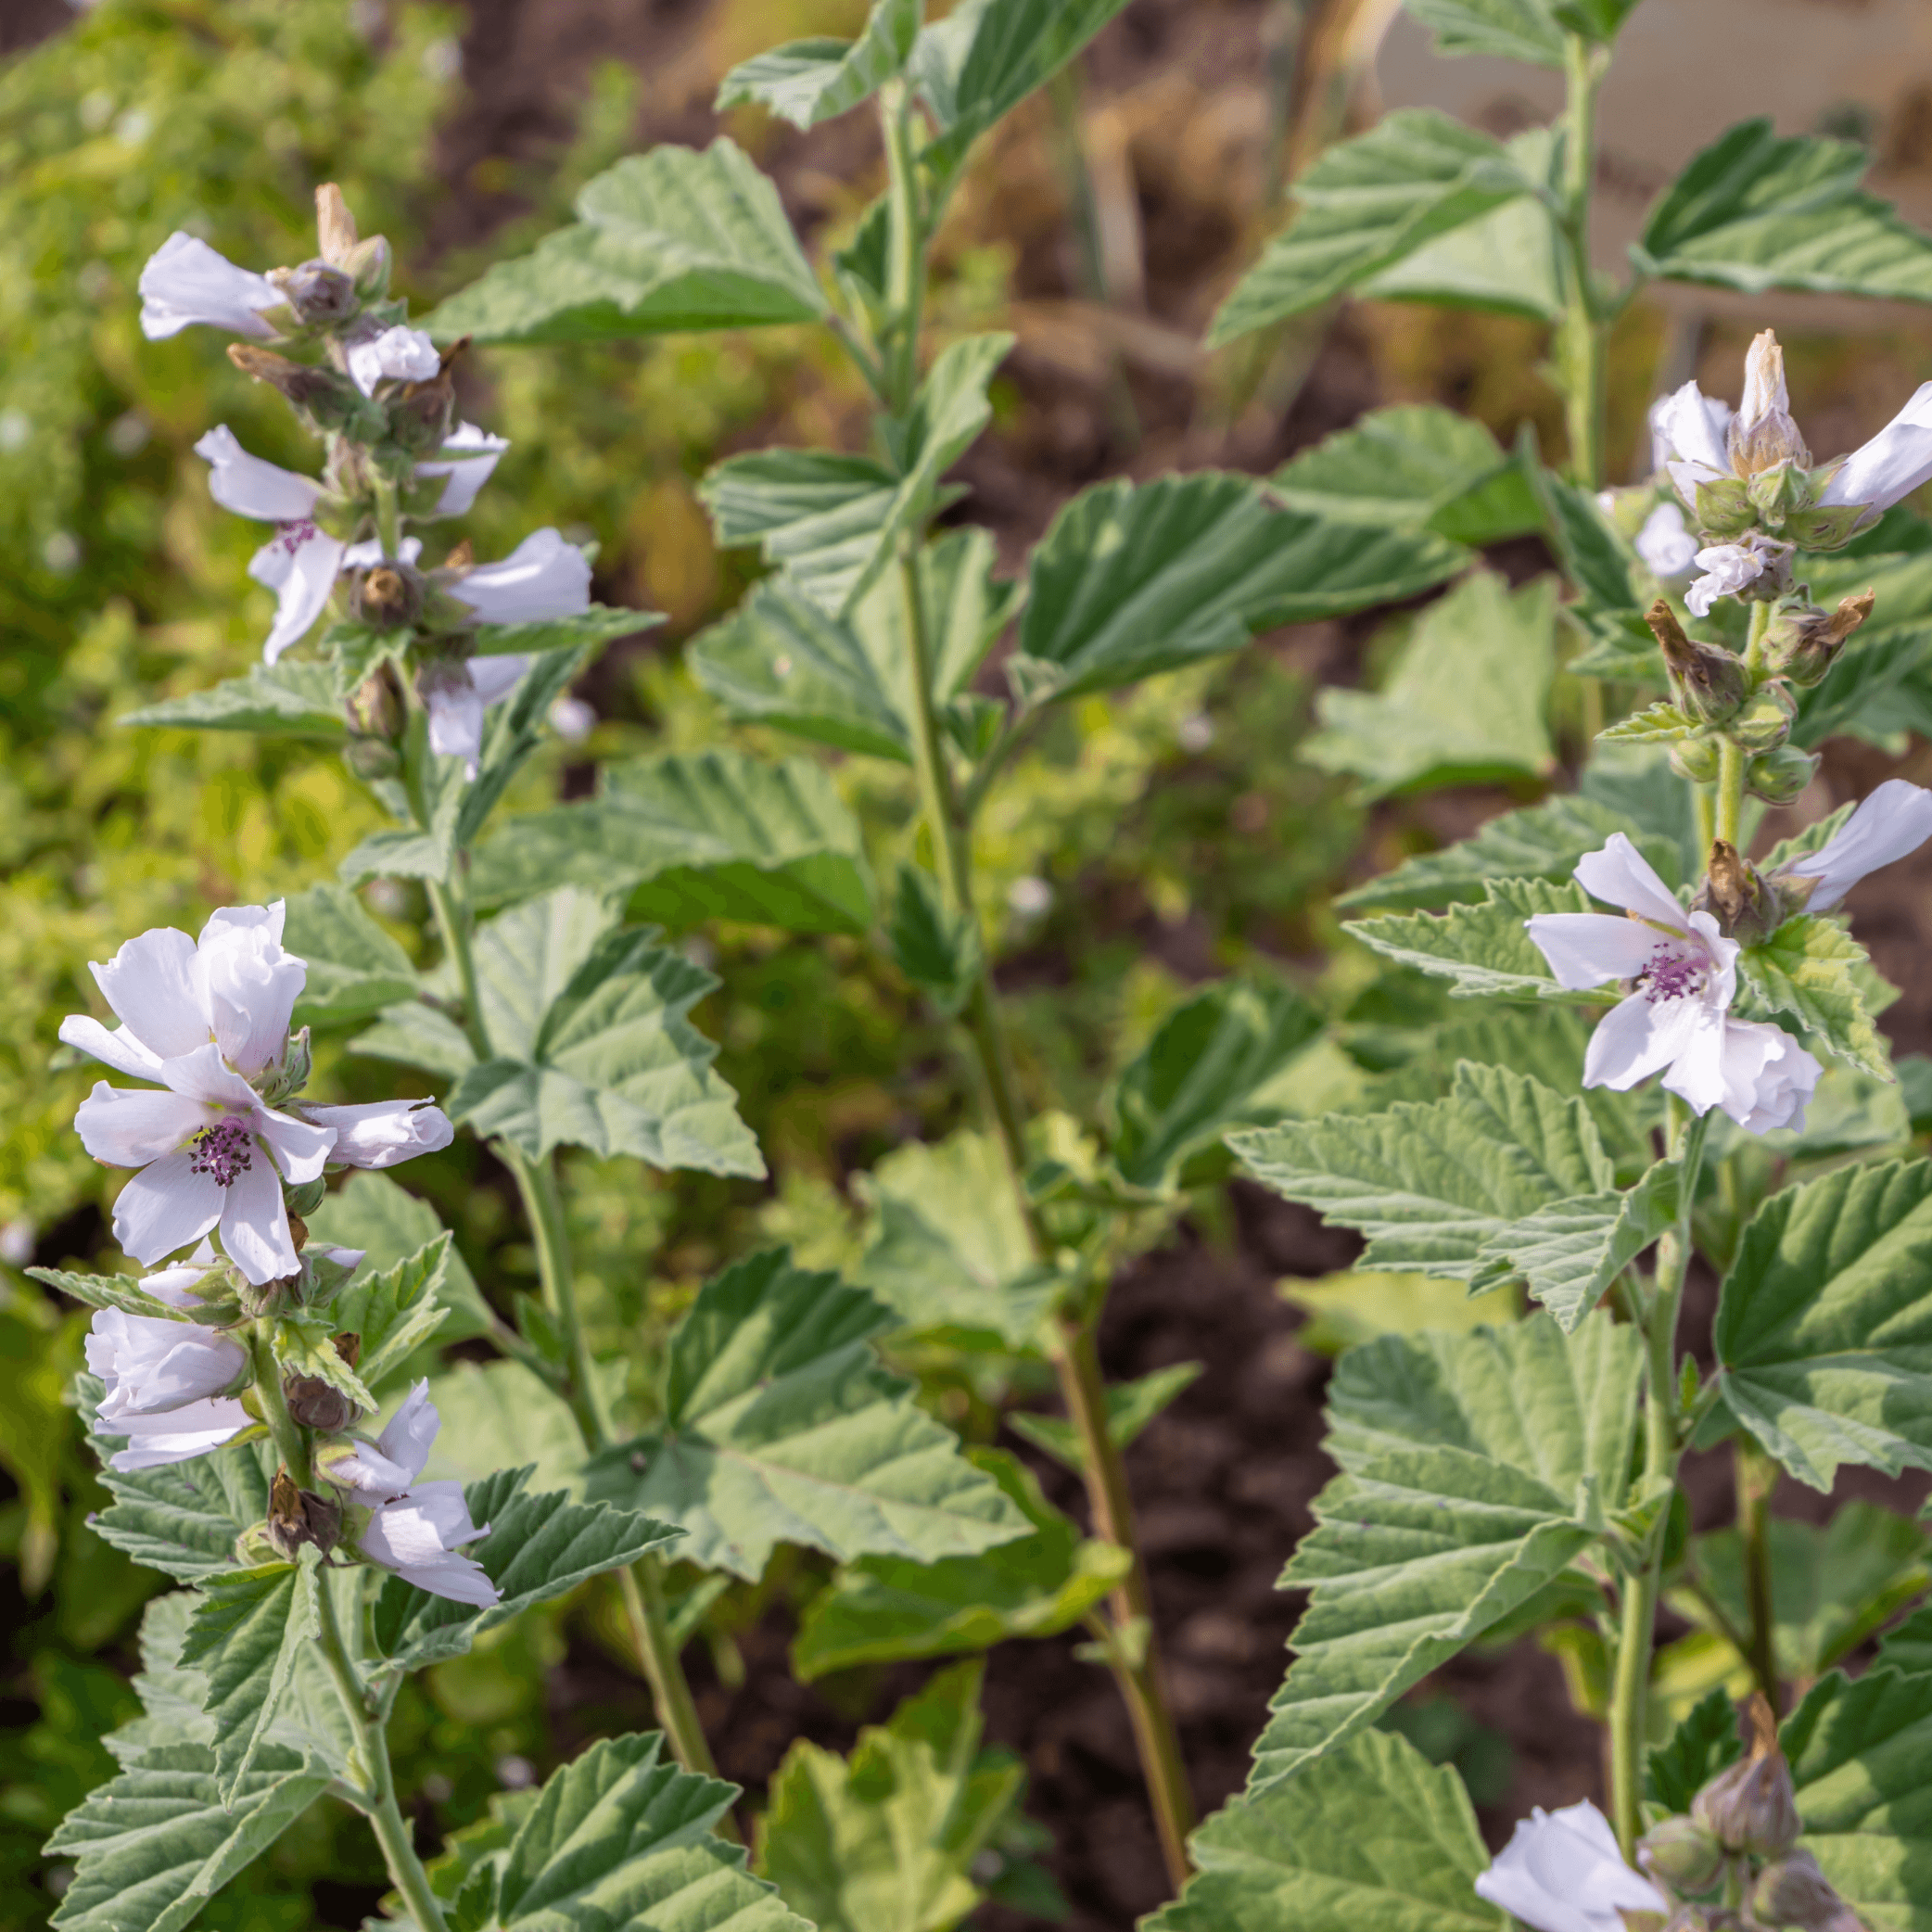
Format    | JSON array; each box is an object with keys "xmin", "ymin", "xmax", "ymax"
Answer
[
  {"xmin": 256, "ymin": 1024, "xmax": 311, "ymax": 1108},
  {"xmin": 1747, "ymin": 460, "xmax": 1817, "ymax": 530},
  {"xmin": 1729, "ymin": 332, "xmax": 1812, "ymax": 477},
  {"xmin": 346, "ymin": 737, "xmax": 402, "ymax": 781},
  {"xmin": 270, "ymin": 260, "xmax": 360, "ymax": 328},
  {"xmin": 1638, "ymin": 1814, "xmax": 1726, "ymax": 1894},
  {"xmin": 1783, "ymin": 498, "xmax": 1867, "ymax": 553},
  {"xmin": 1694, "ymin": 476, "xmax": 1758, "ymax": 540},
  {"xmin": 335, "ymin": 1332, "xmax": 362, "ymax": 1370},
  {"xmin": 1670, "ymin": 734, "xmax": 1722, "ymax": 784},
  {"xmin": 1647, "ymin": 600, "xmax": 1749, "ymax": 724},
  {"xmin": 1696, "ymin": 840, "xmax": 1781, "ymax": 943},
  {"xmin": 266, "ymin": 1468, "xmax": 342, "ymax": 1559},
  {"xmin": 1728, "ymin": 683, "xmax": 1797, "ymax": 752},
  {"xmin": 1694, "ymin": 1695, "xmax": 1802, "ymax": 1857},
  {"xmin": 344, "ymin": 234, "xmax": 391, "ymax": 298},
  {"xmin": 351, "ymin": 562, "xmax": 423, "ymax": 629},
  {"xmin": 387, "ymin": 340, "xmax": 464, "ymax": 454},
  {"xmin": 1751, "ymin": 1850, "xmax": 1858, "ymax": 1930},
  {"xmin": 1748, "ymin": 744, "xmax": 1820, "ymax": 807},
  {"xmin": 315, "ymin": 183, "xmax": 358, "ymax": 265},
  {"xmin": 348, "ymin": 664, "xmax": 404, "ymax": 741},
  {"xmin": 284, "ymin": 1371, "xmax": 357, "ymax": 1433},
  {"xmin": 285, "ymin": 1176, "xmax": 327, "ymax": 1218},
  {"xmin": 287, "ymin": 1212, "xmax": 309, "ymax": 1254},
  {"xmin": 1764, "ymin": 589, "xmax": 1874, "ymax": 689}
]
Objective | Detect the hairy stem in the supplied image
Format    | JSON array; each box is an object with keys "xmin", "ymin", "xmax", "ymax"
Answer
[
  {"xmin": 251, "ymin": 1328, "xmax": 311, "ymax": 1487},
  {"xmin": 620, "ymin": 1559, "xmax": 721, "ymax": 1778},
  {"xmin": 1609, "ymin": 1101, "xmax": 1712, "ymax": 1855},
  {"xmin": 316, "ymin": 1579, "xmax": 448, "ymax": 1932},
  {"xmin": 374, "ymin": 473, "xmax": 403, "ymax": 564},
  {"xmin": 881, "ymin": 84, "xmax": 928, "ymax": 413},
  {"xmin": 1557, "ymin": 33, "xmax": 1609, "ymax": 488},
  {"xmin": 1716, "ymin": 602, "xmax": 1774, "ymax": 847},
  {"xmin": 1735, "ymin": 1438, "xmax": 1781, "ymax": 1710},
  {"xmin": 426, "ymin": 875, "xmax": 490, "ymax": 1063}
]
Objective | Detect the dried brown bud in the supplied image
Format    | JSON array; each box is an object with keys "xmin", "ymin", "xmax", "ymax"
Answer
[
  {"xmin": 334, "ymin": 1332, "xmax": 362, "ymax": 1369},
  {"xmin": 284, "ymin": 1372, "xmax": 357, "ymax": 1433},
  {"xmin": 1751, "ymin": 1849, "xmax": 1859, "ymax": 1930},
  {"xmin": 1694, "ymin": 1695, "xmax": 1801, "ymax": 1858},
  {"xmin": 352, "ymin": 563, "xmax": 422, "ymax": 629},
  {"xmin": 227, "ymin": 343, "xmax": 334, "ymax": 406},
  {"xmin": 267, "ymin": 1468, "xmax": 342, "ymax": 1559},
  {"xmin": 388, "ymin": 357, "xmax": 458, "ymax": 453},
  {"xmin": 442, "ymin": 537, "xmax": 475, "ymax": 573},
  {"xmin": 1764, "ymin": 589, "xmax": 1875, "ymax": 689},
  {"xmin": 271, "ymin": 260, "xmax": 359, "ymax": 327},
  {"xmin": 1646, "ymin": 600, "xmax": 1748, "ymax": 725},
  {"xmin": 348, "ymin": 664, "xmax": 404, "ymax": 742},
  {"xmin": 1697, "ymin": 839, "xmax": 1782, "ymax": 942},
  {"xmin": 315, "ymin": 183, "xmax": 358, "ymax": 265},
  {"xmin": 287, "ymin": 1212, "xmax": 309, "ymax": 1253}
]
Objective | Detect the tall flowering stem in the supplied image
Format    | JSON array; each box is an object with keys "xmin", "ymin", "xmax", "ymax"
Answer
[{"xmin": 1557, "ymin": 32, "xmax": 1611, "ymax": 489}]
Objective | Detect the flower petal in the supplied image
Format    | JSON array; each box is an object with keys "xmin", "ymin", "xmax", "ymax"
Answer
[
  {"xmin": 217, "ymin": 1153, "xmax": 298, "ymax": 1285},
  {"xmin": 1714, "ymin": 1020, "xmax": 1824, "ymax": 1136},
  {"xmin": 57, "ymin": 1015, "xmax": 168, "ymax": 1083},
  {"xmin": 91, "ymin": 924, "xmax": 208, "ymax": 1061},
  {"xmin": 1633, "ymin": 502, "xmax": 1697, "ymax": 578},
  {"xmin": 75, "ymin": 1084, "xmax": 210, "ymax": 1167},
  {"xmin": 249, "ymin": 524, "xmax": 348, "ymax": 664},
  {"xmin": 256, "ymin": 1107, "xmax": 336, "ymax": 1185},
  {"xmin": 416, "ymin": 424, "xmax": 509, "ymax": 516},
  {"xmin": 301, "ymin": 1099, "xmax": 454, "ymax": 1170},
  {"xmin": 448, "ymin": 528, "xmax": 591, "ymax": 624},
  {"xmin": 156, "ymin": 1044, "xmax": 262, "ymax": 1111},
  {"xmin": 1783, "ymin": 779, "xmax": 1932, "ymax": 911},
  {"xmin": 374, "ymin": 1382, "xmax": 442, "ymax": 1492},
  {"xmin": 1572, "ymin": 833, "xmax": 1689, "ymax": 931},
  {"xmin": 107, "ymin": 1397, "xmax": 253, "ymax": 1472},
  {"xmin": 1659, "ymin": 1003, "xmax": 1733, "ymax": 1115},
  {"xmin": 467, "ymin": 654, "xmax": 532, "ymax": 706},
  {"xmin": 346, "ymin": 325, "xmax": 440, "ymax": 397},
  {"xmin": 138, "ymin": 235, "xmax": 281, "ymax": 341},
  {"xmin": 1820, "ymin": 382, "xmax": 1932, "ymax": 513},
  {"xmin": 1524, "ymin": 913, "xmax": 1659, "ymax": 990},
  {"xmin": 1583, "ymin": 990, "xmax": 1701, "ymax": 1092},
  {"xmin": 195, "ymin": 426, "xmax": 320, "ymax": 523},
  {"xmin": 112, "ymin": 1151, "xmax": 223, "ymax": 1268},
  {"xmin": 425, "ymin": 679, "xmax": 486, "ymax": 778},
  {"xmin": 197, "ymin": 918, "xmax": 306, "ymax": 1079}
]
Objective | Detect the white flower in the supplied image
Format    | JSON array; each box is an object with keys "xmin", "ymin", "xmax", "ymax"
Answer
[
  {"xmin": 1525, "ymin": 834, "xmax": 1823, "ymax": 1134},
  {"xmin": 1475, "ymin": 1800, "xmax": 1669, "ymax": 1932},
  {"xmin": 138, "ymin": 233, "xmax": 283, "ymax": 341},
  {"xmin": 346, "ymin": 324, "xmax": 440, "ymax": 397},
  {"xmin": 324, "ymin": 1381, "xmax": 500, "ymax": 1608},
  {"xmin": 85, "ymin": 1242, "xmax": 252, "ymax": 1472},
  {"xmin": 1779, "ymin": 778, "xmax": 1932, "ymax": 912},
  {"xmin": 1820, "ymin": 380, "xmax": 1932, "ymax": 518},
  {"xmin": 448, "ymin": 527, "xmax": 591, "ymax": 625},
  {"xmin": 415, "ymin": 423, "xmax": 509, "ymax": 516},
  {"xmin": 421, "ymin": 654, "xmax": 532, "ymax": 779},
  {"xmin": 1685, "ymin": 533, "xmax": 1783, "ymax": 617},
  {"xmin": 297, "ymin": 1099, "xmax": 454, "ymax": 1169},
  {"xmin": 549, "ymin": 694, "xmax": 596, "ymax": 743},
  {"xmin": 61, "ymin": 903, "xmax": 335, "ymax": 1283},
  {"xmin": 1633, "ymin": 501, "xmax": 1698, "ymax": 579},
  {"xmin": 1653, "ymin": 378, "xmax": 1735, "ymax": 504}
]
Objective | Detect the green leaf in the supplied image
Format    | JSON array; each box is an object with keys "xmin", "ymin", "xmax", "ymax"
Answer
[
  {"xmin": 1282, "ymin": 1269, "xmax": 1503, "ymax": 1356},
  {"xmin": 1717, "ymin": 1160, "xmax": 1932, "ymax": 1490},
  {"xmin": 755, "ymin": 1660, "xmax": 1024, "ymax": 1932},
  {"xmin": 1346, "ymin": 876, "xmax": 1597, "ymax": 1003},
  {"xmin": 177, "ymin": 1554, "xmax": 320, "ymax": 1802},
  {"xmin": 421, "ymin": 1360, "xmax": 587, "ymax": 1498},
  {"xmin": 1231, "ymin": 1061, "xmax": 1613, "ymax": 1279},
  {"xmin": 1635, "ymin": 119, "xmax": 1932, "ymax": 302},
  {"xmin": 337, "ymin": 781, "xmax": 462, "ymax": 887},
  {"xmin": 277, "ymin": 883, "xmax": 418, "ymax": 1025},
  {"xmin": 855, "ymin": 1132, "xmax": 1054, "ymax": 1351},
  {"xmin": 29, "ymin": 1265, "xmax": 195, "ymax": 1325},
  {"xmin": 45, "ymin": 1743, "xmax": 329, "ymax": 1932},
  {"xmin": 472, "ymin": 748, "xmax": 875, "ymax": 934},
  {"xmin": 717, "ymin": 0, "xmax": 920, "ymax": 130},
  {"xmin": 1248, "ymin": 1311, "xmax": 1639, "ymax": 1789},
  {"xmin": 1737, "ymin": 915, "xmax": 1890, "ymax": 1078},
  {"xmin": 1599, "ymin": 699, "xmax": 1695, "ymax": 744},
  {"xmin": 1304, "ymin": 574, "xmax": 1558, "ymax": 796},
  {"xmin": 1208, "ymin": 109, "xmax": 1538, "ymax": 344},
  {"xmin": 445, "ymin": 889, "xmax": 763, "ymax": 1176},
  {"xmin": 1006, "ymin": 1362, "xmax": 1202, "ymax": 1472},
  {"xmin": 690, "ymin": 528, "xmax": 1015, "ymax": 762},
  {"xmin": 489, "ymin": 1731, "xmax": 804, "ymax": 1932},
  {"xmin": 1672, "ymin": 1502, "xmax": 1931, "ymax": 1684},
  {"xmin": 269, "ymin": 1315, "xmax": 376, "ymax": 1415},
  {"xmin": 1646, "ymin": 1688, "xmax": 1744, "ymax": 1814},
  {"xmin": 91, "ymin": 1441, "xmax": 276, "ymax": 1582},
  {"xmin": 324, "ymin": 1232, "xmax": 455, "ymax": 1389},
  {"xmin": 121, "ymin": 659, "xmax": 347, "ymax": 739},
  {"xmin": 1109, "ymin": 978, "xmax": 1324, "ymax": 1192},
  {"xmin": 584, "ymin": 1250, "xmax": 1030, "ymax": 1580},
  {"xmin": 887, "ymin": 865, "xmax": 981, "ymax": 1016},
  {"xmin": 1474, "ymin": 1159, "xmax": 1682, "ymax": 1332},
  {"xmin": 1400, "ymin": 0, "xmax": 1564, "ymax": 65},
  {"xmin": 1793, "ymin": 552, "xmax": 1932, "ymax": 748},
  {"xmin": 371, "ymin": 1468, "xmax": 681, "ymax": 1670},
  {"xmin": 350, "ymin": 999, "xmax": 479, "ymax": 1084},
  {"xmin": 1268, "ymin": 404, "xmax": 1540, "ymax": 546},
  {"xmin": 793, "ymin": 1447, "xmax": 1130, "ymax": 1679},
  {"xmin": 1533, "ymin": 462, "xmax": 1637, "ymax": 616},
  {"xmin": 1010, "ymin": 471, "xmax": 1467, "ymax": 703},
  {"xmin": 304, "ymin": 1171, "xmax": 491, "ymax": 1343},
  {"xmin": 1339, "ymin": 794, "xmax": 1675, "ymax": 913},
  {"xmin": 1784, "ymin": 1664, "xmax": 1932, "ymax": 1931},
  {"xmin": 427, "ymin": 139, "xmax": 828, "ymax": 343}
]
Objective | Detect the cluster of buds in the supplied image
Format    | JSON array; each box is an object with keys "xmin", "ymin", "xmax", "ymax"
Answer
[{"xmin": 139, "ymin": 187, "xmax": 594, "ymax": 777}]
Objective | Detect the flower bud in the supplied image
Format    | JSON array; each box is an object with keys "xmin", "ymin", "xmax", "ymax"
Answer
[
  {"xmin": 1729, "ymin": 332, "xmax": 1812, "ymax": 477},
  {"xmin": 286, "ymin": 1177, "xmax": 327, "ymax": 1218},
  {"xmin": 1751, "ymin": 1850, "xmax": 1859, "ymax": 1930},
  {"xmin": 1746, "ymin": 460, "xmax": 1816, "ymax": 530},
  {"xmin": 1728, "ymin": 683, "xmax": 1797, "ymax": 752},
  {"xmin": 344, "ymin": 235, "xmax": 392, "ymax": 298},
  {"xmin": 1764, "ymin": 589, "xmax": 1875, "ymax": 688},
  {"xmin": 285, "ymin": 1371, "xmax": 357, "ymax": 1433},
  {"xmin": 1696, "ymin": 840, "xmax": 1781, "ymax": 943},
  {"xmin": 387, "ymin": 341, "xmax": 464, "ymax": 454},
  {"xmin": 1646, "ymin": 600, "xmax": 1749, "ymax": 724},
  {"xmin": 347, "ymin": 737, "xmax": 403, "ymax": 781},
  {"xmin": 1694, "ymin": 476, "xmax": 1757, "ymax": 540},
  {"xmin": 1693, "ymin": 1695, "xmax": 1802, "ymax": 1857},
  {"xmin": 351, "ymin": 562, "xmax": 423, "ymax": 630},
  {"xmin": 1637, "ymin": 1814, "xmax": 1726, "ymax": 1894},
  {"xmin": 1782, "ymin": 499, "xmax": 1867, "ymax": 553},
  {"xmin": 266, "ymin": 1468, "xmax": 343, "ymax": 1559},
  {"xmin": 1670, "ymin": 733, "xmax": 1722, "ymax": 783},
  {"xmin": 315, "ymin": 183, "xmax": 359, "ymax": 266},
  {"xmin": 225, "ymin": 344, "xmax": 375, "ymax": 439},
  {"xmin": 254, "ymin": 1024, "xmax": 312, "ymax": 1109},
  {"xmin": 1748, "ymin": 745, "xmax": 1820, "ymax": 807},
  {"xmin": 269, "ymin": 260, "xmax": 360, "ymax": 328}
]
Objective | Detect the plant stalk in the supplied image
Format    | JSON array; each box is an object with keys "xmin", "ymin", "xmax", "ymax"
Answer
[
  {"xmin": 1557, "ymin": 33, "xmax": 1609, "ymax": 488},
  {"xmin": 881, "ymin": 85, "xmax": 929, "ymax": 413},
  {"xmin": 1735, "ymin": 1438, "xmax": 1781, "ymax": 1710},
  {"xmin": 252, "ymin": 1328, "xmax": 311, "ymax": 1487},
  {"xmin": 620, "ymin": 1558, "xmax": 721, "ymax": 1778},
  {"xmin": 1716, "ymin": 601, "xmax": 1774, "ymax": 848},
  {"xmin": 427, "ymin": 875, "xmax": 491, "ymax": 1063}
]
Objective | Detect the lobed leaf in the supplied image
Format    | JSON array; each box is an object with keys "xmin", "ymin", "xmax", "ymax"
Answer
[
  {"xmin": 278, "ymin": 883, "xmax": 418, "ymax": 1024},
  {"xmin": 1737, "ymin": 915, "xmax": 1891, "ymax": 1079},
  {"xmin": 90, "ymin": 1441, "xmax": 277, "ymax": 1582},
  {"xmin": 716, "ymin": 0, "xmax": 921, "ymax": 130},
  {"xmin": 121, "ymin": 660, "xmax": 347, "ymax": 739},
  {"xmin": 1347, "ymin": 876, "xmax": 1601, "ymax": 1002}
]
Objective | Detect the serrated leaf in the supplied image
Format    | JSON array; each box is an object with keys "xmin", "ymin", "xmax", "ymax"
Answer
[
  {"xmin": 489, "ymin": 1730, "xmax": 804, "ymax": 1931},
  {"xmin": 1716, "ymin": 1160, "xmax": 1932, "ymax": 1491},
  {"xmin": 325, "ymin": 1232, "xmax": 454, "ymax": 1388},
  {"xmin": 1347, "ymin": 876, "xmax": 1598, "ymax": 1002},
  {"xmin": 1635, "ymin": 119, "xmax": 1932, "ymax": 303},
  {"xmin": 1303, "ymin": 573, "xmax": 1558, "ymax": 796},
  {"xmin": 1402, "ymin": 0, "xmax": 1564, "ymax": 64},
  {"xmin": 45, "ymin": 1743, "xmax": 329, "ymax": 1932},
  {"xmin": 1209, "ymin": 109, "xmax": 1538, "ymax": 344},
  {"xmin": 855, "ymin": 1132, "xmax": 1053, "ymax": 1351},
  {"xmin": 756, "ymin": 1661, "xmax": 1024, "ymax": 1932},
  {"xmin": 584, "ymin": 1251, "xmax": 1029, "ymax": 1580},
  {"xmin": 445, "ymin": 889, "xmax": 762, "ymax": 1176},
  {"xmin": 1245, "ymin": 1312, "xmax": 1639, "ymax": 1789},
  {"xmin": 792, "ymin": 1449, "xmax": 1130, "ymax": 1679},
  {"xmin": 1738, "ymin": 915, "xmax": 1890, "ymax": 1078},
  {"xmin": 91, "ymin": 1441, "xmax": 276, "ymax": 1582},
  {"xmin": 422, "ymin": 1360, "xmax": 587, "ymax": 1498},
  {"xmin": 271, "ymin": 1316, "xmax": 376, "ymax": 1414},
  {"xmin": 1150, "ymin": 1727, "xmax": 1501, "ymax": 1932},
  {"xmin": 1005, "ymin": 1362, "xmax": 1201, "ymax": 1472},
  {"xmin": 1340, "ymin": 794, "xmax": 1677, "ymax": 913},
  {"xmin": 304, "ymin": 1170, "xmax": 491, "ymax": 1342},
  {"xmin": 1010, "ymin": 471, "xmax": 1467, "ymax": 702},
  {"xmin": 427, "ymin": 139, "xmax": 828, "ymax": 343},
  {"xmin": 1269, "ymin": 403, "xmax": 1540, "ymax": 545},
  {"xmin": 350, "ymin": 999, "xmax": 477, "ymax": 1084},
  {"xmin": 1109, "ymin": 978, "xmax": 1324, "ymax": 1191},
  {"xmin": 371, "ymin": 1468, "xmax": 681, "ymax": 1670},
  {"xmin": 278, "ymin": 883, "xmax": 418, "ymax": 1025},
  {"xmin": 30, "ymin": 1266, "xmax": 195, "ymax": 1324},
  {"xmin": 1600, "ymin": 699, "xmax": 1695, "ymax": 744},
  {"xmin": 1793, "ymin": 551, "xmax": 1932, "ymax": 748},
  {"xmin": 1646, "ymin": 1688, "xmax": 1744, "ymax": 1814},
  {"xmin": 1281, "ymin": 1269, "xmax": 1500, "ymax": 1356},
  {"xmin": 888, "ymin": 866, "xmax": 981, "ymax": 1016},
  {"xmin": 1532, "ymin": 449, "xmax": 1639, "ymax": 616},
  {"xmin": 338, "ymin": 779, "xmax": 462, "ymax": 886},
  {"xmin": 121, "ymin": 660, "xmax": 347, "ymax": 738},
  {"xmin": 474, "ymin": 749, "xmax": 875, "ymax": 934},
  {"xmin": 177, "ymin": 1552, "xmax": 321, "ymax": 1801},
  {"xmin": 717, "ymin": 0, "xmax": 920, "ymax": 130},
  {"xmin": 1231, "ymin": 1061, "xmax": 1612, "ymax": 1278}
]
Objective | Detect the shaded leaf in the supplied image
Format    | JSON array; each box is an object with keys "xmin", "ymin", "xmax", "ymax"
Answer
[
  {"xmin": 717, "ymin": 0, "xmax": 921, "ymax": 130},
  {"xmin": 1346, "ymin": 877, "xmax": 1600, "ymax": 1002},
  {"xmin": 888, "ymin": 866, "xmax": 981, "ymax": 1016},
  {"xmin": 1005, "ymin": 1362, "xmax": 1201, "ymax": 1472},
  {"xmin": 1737, "ymin": 916, "xmax": 1890, "ymax": 1078},
  {"xmin": 121, "ymin": 660, "xmax": 347, "ymax": 739},
  {"xmin": 279, "ymin": 883, "xmax": 418, "ymax": 1025},
  {"xmin": 305, "ymin": 1172, "xmax": 491, "ymax": 1343},
  {"xmin": 1401, "ymin": 0, "xmax": 1564, "ymax": 65},
  {"xmin": 1646, "ymin": 1688, "xmax": 1744, "ymax": 1814},
  {"xmin": 91, "ymin": 1441, "xmax": 277, "ymax": 1582}
]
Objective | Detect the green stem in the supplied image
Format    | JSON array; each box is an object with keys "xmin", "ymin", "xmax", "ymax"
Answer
[
  {"xmin": 251, "ymin": 1328, "xmax": 311, "ymax": 1487},
  {"xmin": 1557, "ymin": 33, "xmax": 1608, "ymax": 488},
  {"xmin": 1735, "ymin": 1438, "xmax": 1781, "ymax": 1710},
  {"xmin": 427, "ymin": 875, "xmax": 490, "ymax": 1063},
  {"xmin": 315, "ymin": 1579, "xmax": 448, "ymax": 1932},
  {"xmin": 620, "ymin": 1559, "xmax": 721, "ymax": 1780},
  {"xmin": 374, "ymin": 474, "xmax": 403, "ymax": 564},
  {"xmin": 881, "ymin": 85, "xmax": 928, "ymax": 413},
  {"xmin": 1609, "ymin": 1101, "xmax": 1711, "ymax": 1856},
  {"xmin": 1715, "ymin": 602, "xmax": 1773, "ymax": 848}
]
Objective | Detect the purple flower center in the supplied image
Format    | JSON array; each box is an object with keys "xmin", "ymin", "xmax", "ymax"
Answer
[
  {"xmin": 1641, "ymin": 944, "xmax": 1705, "ymax": 1004},
  {"xmin": 272, "ymin": 517, "xmax": 319, "ymax": 555},
  {"xmin": 189, "ymin": 1118, "xmax": 255, "ymax": 1188}
]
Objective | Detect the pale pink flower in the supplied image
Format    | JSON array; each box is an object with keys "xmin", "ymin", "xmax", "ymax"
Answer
[
  {"xmin": 448, "ymin": 527, "xmax": 591, "ymax": 625},
  {"xmin": 414, "ymin": 423, "xmax": 509, "ymax": 517},
  {"xmin": 1633, "ymin": 501, "xmax": 1697, "ymax": 579},
  {"xmin": 1819, "ymin": 381, "xmax": 1932, "ymax": 519},
  {"xmin": 419, "ymin": 653, "xmax": 532, "ymax": 779},
  {"xmin": 1685, "ymin": 534, "xmax": 1783, "ymax": 617},
  {"xmin": 1779, "ymin": 779, "xmax": 1932, "ymax": 911},
  {"xmin": 297, "ymin": 1099, "xmax": 454, "ymax": 1169},
  {"xmin": 138, "ymin": 234, "xmax": 283, "ymax": 341},
  {"xmin": 346, "ymin": 325, "xmax": 440, "ymax": 397},
  {"xmin": 1476, "ymin": 1800, "xmax": 1669, "ymax": 1932}
]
